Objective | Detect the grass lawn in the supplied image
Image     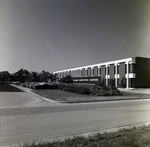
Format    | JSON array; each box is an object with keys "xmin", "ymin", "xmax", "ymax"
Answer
[
  {"xmin": 0, "ymin": 84, "xmax": 24, "ymax": 92},
  {"xmin": 32, "ymin": 89, "xmax": 150, "ymax": 103},
  {"xmin": 23, "ymin": 125, "xmax": 150, "ymax": 147}
]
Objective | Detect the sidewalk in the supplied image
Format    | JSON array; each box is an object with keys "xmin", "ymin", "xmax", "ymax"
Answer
[
  {"xmin": 119, "ymin": 88, "xmax": 150, "ymax": 95},
  {"xmin": 11, "ymin": 84, "xmax": 150, "ymax": 103}
]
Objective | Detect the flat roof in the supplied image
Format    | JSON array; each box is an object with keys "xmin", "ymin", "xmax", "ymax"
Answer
[{"xmin": 54, "ymin": 57, "xmax": 135, "ymax": 73}]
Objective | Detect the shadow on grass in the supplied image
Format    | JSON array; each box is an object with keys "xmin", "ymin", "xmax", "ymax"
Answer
[{"xmin": 0, "ymin": 84, "xmax": 24, "ymax": 92}]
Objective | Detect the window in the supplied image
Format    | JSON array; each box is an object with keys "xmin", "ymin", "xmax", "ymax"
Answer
[
  {"xmin": 81, "ymin": 70, "xmax": 83, "ymax": 77},
  {"xmin": 90, "ymin": 68, "xmax": 92, "ymax": 76},
  {"xmin": 99, "ymin": 68, "xmax": 101, "ymax": 75},
  {"xmin": 108, "ymin": 67, "xmax": 110, "ymax": 75},
  {"xmin": 117, "ymin": 65, "xmax": 119, "ymax": 74},
  {"xmin": 93, "ymin": 68, "xmax": 94, "ymax": 76},
  {"xmin": 129, "ymin": 64, "xmax": 135, "ymax": 73},
  {"xmin": 81, "ymin": 69, "xmax": 85, "ymax": 77},
  {"xmin": 129, "ymin": 78, "xmax": 135, "ymax": 87}
]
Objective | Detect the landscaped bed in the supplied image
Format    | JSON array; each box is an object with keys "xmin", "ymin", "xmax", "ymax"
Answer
[{"xmin": 31, "ymin": 88, "xmax": 150, "ymax": 103}]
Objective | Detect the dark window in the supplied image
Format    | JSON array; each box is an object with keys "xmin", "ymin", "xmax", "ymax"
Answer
[
  {"xmin": 82, "ymin": 69, "xmax": 85, "ymax": 77},
  {"xmin": 108, "ymin": 67, "xmax": 110, "ymax": 75},
  {"xmin": 114, "ymin": 66, "xmax": 116, "ymax": 74},
  {"xmin": 88, "ymin": 68, "xmax": 91, "ymax": 76},
  {"xmin": 117, "ymin": 79, "xmax": 119, "ymax": 86},
  {"xmin": 94, "ymin": 67, "xmax": 98, "ymax": 76},
  {"xmin": 93, "ymin": 68, "xmax": 94, "ymax": 76},
  {"xmin": 117, "ymin": 65, "xmax": 119, "ymax": 74},
  {"xmin": 129, "ymin": 64, "xmax": 135, "ymax": 73},
  {"xmin": 129, "ymin": 78, "xmax": 135, "ymax": 87},
  {"xmin": 99, "ymin": 68, "xmax": 101, "ymax": 75}
]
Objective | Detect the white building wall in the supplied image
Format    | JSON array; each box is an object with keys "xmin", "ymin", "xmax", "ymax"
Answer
[{"xmin": 54, "ymin": 57, "xmax": 135, "ymax": 89}]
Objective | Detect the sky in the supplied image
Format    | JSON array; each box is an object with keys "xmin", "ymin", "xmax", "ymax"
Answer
[{"xmin": 0, "ymin": 0, "xmax": 150, "ymax": 73}]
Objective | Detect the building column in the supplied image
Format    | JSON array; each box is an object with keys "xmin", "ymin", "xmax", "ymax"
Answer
[
  {"xmin": 115, "ymin": 63, "xmax": 118, "ymax": 87},
  {"xmin": 82, "ymin": 69, "xmax": 85, "ymax": 77},
  {"xmin": 75, "ymin": 70, "xmax": 77, "ymax": 77},
  {"xmin": 77, "ymin": 69, "xmax": 79, "ymax": 77},
  {"xmin": 91, "ymin": 67, "xmax": 93, "ymax": 77},
  {"xmin": 106, "ymin": 65, "xmax": 108, "ymax": 86},
  {"xmin": 70, "ymin": 70, "xmax": 73, "ymax": 77},
  {"xmin": 126, "ymin": 61, "xmax": 129, "ymax": 89},
  {"xmin": 98, "ymin": 66, "xmax": 101, "ymax": 76}
]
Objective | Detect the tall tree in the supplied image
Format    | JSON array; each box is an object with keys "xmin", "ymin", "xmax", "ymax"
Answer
[
  {"xmin": 15, "ymin": 68, "xmax": 30, "ymax": 82},
  {"xmin": 49, "ymin": 73, "xmax": 58, "ymax": 82},
  {"xmin": 0, "ymin": 71, "xmax": 11, "ymax": 83},
  {"xmin": 30, "ymin": 71, "xmax": 40, "ymax": 82},
  {"xmin": 39, "ymin": 70, "xmax": 50, "ymax": 82}
]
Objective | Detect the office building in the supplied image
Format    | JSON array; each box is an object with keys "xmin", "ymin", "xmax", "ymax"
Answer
[{"xmin": 53, "ymin": 57, "xmax": 150, "ymax": 88}]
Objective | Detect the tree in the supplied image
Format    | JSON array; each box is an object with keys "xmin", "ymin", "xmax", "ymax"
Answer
[
  {"xmin": 49, "ymin": 73, "xmax": 58, "ymax": 82},
  {"xmin": 108, "ymin": 79, "xmax": 115, "ymax": 87},
  {"xmin": 0, "ymin": 71, "xmax": 11, "ymax": 83},
  {"xmin": 120, "ymin": 77, "xmax": 126, "ymax": 88},
  {"xmin": 60, "ymin": 75, "xmax": 73, "ymax": 84},
  {"xmin": 30, "ymin": 71, "xmax": 40, "ymax": 82},
  {"xmin": 39, "ymin": 70, "xmax": 50, "ymax": 82},
  {"xmin": 15, "ymin": 68, "xmax": 30, "ymax": 82}
]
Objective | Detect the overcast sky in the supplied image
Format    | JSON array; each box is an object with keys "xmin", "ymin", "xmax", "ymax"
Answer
[{"xmin": 0, "ymin": 0, "xmax": 150, "ymax": 73}]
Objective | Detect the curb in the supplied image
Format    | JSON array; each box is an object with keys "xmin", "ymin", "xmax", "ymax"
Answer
[
  {"xmin": 10, "ymin": 84, "xmax": 150, "ymax": 104},
  {"xmin": 61, "ymin": 97, "xmax": 150, "ymax": 104}
]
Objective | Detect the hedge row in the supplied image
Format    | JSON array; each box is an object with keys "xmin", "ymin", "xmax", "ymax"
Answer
[
  {"xmin": 58, "ymin": 84, "xmax": 91, "ymax": 95},
  {"xmin": 35, "ymin": 84, "xmax": 58, "ymax": 90},
  {"xmin": 91, "ymin": 85, "xmax": 123, "ymax": 96},
  {"xmin": 58, "ymin": 84, "xmax": 123, "ymax": 96}
]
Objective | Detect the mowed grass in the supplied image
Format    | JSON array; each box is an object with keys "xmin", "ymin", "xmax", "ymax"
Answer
[
  {"xmin": 0, "ymin": 84, "xmax": 24, "ymax": 92},
  {"xmin": 32, "ymin": 89, "xmax": 150, "ymax": 102},
  {"xmin": 23, "ymin": 125, "xmax": 150, "ymax": 147}
]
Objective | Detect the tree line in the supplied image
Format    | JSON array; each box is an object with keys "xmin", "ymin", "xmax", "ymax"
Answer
[{"xmin": 0, "ymin": 68, "xmax": 57, "ymax": 83}]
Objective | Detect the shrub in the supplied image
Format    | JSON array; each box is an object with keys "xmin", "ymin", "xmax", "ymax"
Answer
[
  {"xmin": 120, "ymin": 77, "xmax": 126, "ymax": 88},
  {"xmin": 90, "ymin": 84, "xmax": 123, "ymax": 96},
  {"xmin": 35, "ymin": 84, "xmax": 58, "ymax": 90},
  {"xmin": 60, "ymin": 75, "xmax": 73, "ymax": 84},
  {"xmin": 108, "ymin": 79, "xmax": 115, "ymax": 87},
  {"xmin": 58, "ymin": 84, "xmax": 91, "ymax": 95},
  {"xmin": 58, "ymin": 83, "xmax": 122, "ymax": 96}
]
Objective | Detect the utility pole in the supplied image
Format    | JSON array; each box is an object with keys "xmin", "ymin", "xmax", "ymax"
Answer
[{"xmin": 29, "ymin": 49, "xmax": 32, "ymax": 83}]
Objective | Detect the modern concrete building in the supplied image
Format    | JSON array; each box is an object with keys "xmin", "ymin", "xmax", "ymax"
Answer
[{"xmin": 53, "ymin": 57, "xmax": 150, "ymax": 88}]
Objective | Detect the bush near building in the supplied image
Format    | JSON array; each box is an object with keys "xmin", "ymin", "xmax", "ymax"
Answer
[
  {"xmin": 59, "ymin": 84, "xmax": 91, "ymax": 95},
  {"xmin": 58, "ymin": 83, "xmax": 123, "ymax": 96},
  {"xmin": 91, "ymin": 84, "xmax": 123, "ymax": 96},
  {"xmin": 60, "ymin": 75, "xmax": 73, "ymax": 84},
  {"xmin": 34, "ymin": 83, "xmax": 58, "ymax": 90}
]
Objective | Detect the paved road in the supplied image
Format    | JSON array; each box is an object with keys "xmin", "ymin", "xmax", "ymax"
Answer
[
  {"xmin": 0, "ymin": 84, "xmax": 58, "ymax": 108},
  {"xmin": 1, "ymin": 84, "xmax": 150, "ymax": 146}
]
